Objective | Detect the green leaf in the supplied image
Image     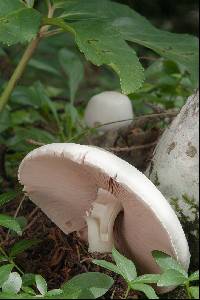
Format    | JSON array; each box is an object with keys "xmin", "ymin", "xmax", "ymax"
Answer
[
  {"xmin": 0, "ymin": 292, "xmax": 32, "ymax": 299},
  {"xmin": 0, "ymin": 107, "xmax": 10, "ymax": 133},
  {"xmin": 62, "ymin": 272, "xmax": 114, "ymax": 299},
  {"xmin": 2, "ymin": 272, "xmax": 22, "ymax": 295},
  {"xmin": 92, "ymin": 259, "xmax": 121, "ymax": 275},
  {"xmin": 59, "ymin": 48, "xmax": 84, "ymax": 104},
  {"xmin": 130, "ymin": 283, "xmax": 159, "ymax": 299},
  {"xmin": 0, "ymin": 255, "xmax": 8, "ymax": 263},
  {"xmin": 72, "ymin": 20, "xmax": 144, "ymax": 95},
  {"xmin": 0, "ymin": 0, "xmax": 42, "ymax": 46},
  {"xmin": 133, "ymin": 274, "xmax": 160, "ymax": 284},
  {"xmin": 55, "ymin": 0, "xmax": 198, "ymax": 89},
  {"xmin": 11, "ymin": 110, "xmax": 43, "ymax": 126},
  {"xmin": 46, "ymin": 289, "xmax": 63, "ymax": 297},
  {"xmin": 9, "ymin": 239, "xmax": 41, "ymax": 258},
  {"xmin": 112, "ymin": 248, "xmax": 137, "ymax": 282},
  {"xmin": 189, "ymin": 271, "xmax": 199, "ymax": 282},
  {"xmin": 22, "ymin": 273, "xmax": 36, "ymax": 287},
  {"xmin": 157, "ymin": 269, "xmax": 188, "ymax": 287},
  {"xmin": 189, "ymin": 286, "xmax": 199, "ymax": 299},
  {"xmin": 35, "ymin": 275, "xmax": 48, "ymax": 296},
  {"xmin": 0, "ymin": 214, "xmax": 22, "ymax": 235},
  {"xmin": 0, "ymin": 264, "xmax": 14, "ymax": 287},
  {"xmin": 0, "ymin": 192, "xmax": 17, "ymax": 208},
  {"xmin": 152, "ymin": 251, "xmax": 188, "ymax": 277},
  {"xmin": 11, "ymin": 86, "xmax": 43, "ymax": 108},
  {"xmin": 21, "ymin": 286, "xmax": 36, "ymax": 296},
  {"xmin": 7, "ymin": 127, "xmax": 55, "ymax": 148},
  {"xmin": 29, "ymin": 59, "xmax": 61, "ymax": 76},
  {"xmin": 34, "ymin": 82, "xmax": 62, "ymax": 133},
  {"xmin": 25, "ymin": 0, "xmax": 35, "ymax": 8}
]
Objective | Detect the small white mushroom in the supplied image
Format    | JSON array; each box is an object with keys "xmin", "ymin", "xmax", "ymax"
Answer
[
  {"xmin": 84, "ymin": 91, "xmax": 134, "ymax": 132},
  {"xmin": 18, "ymin": 143, "xmax": 190, "ymax": 285}
]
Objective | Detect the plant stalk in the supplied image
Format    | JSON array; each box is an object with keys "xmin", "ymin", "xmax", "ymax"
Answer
[
  {"xmin": 0, "ymin": 245, "xmax": 24, "ymax": 275},
  {"xmin": 0, "ymin": 37, "xmax": 40, "ymax": 112},
  {"xmin": 185, "ymin": 282, "xmax": 192, "ymax": 299},
  {"xmin": 124, "ymin": 285, "xmax": 130, "ymax": 299}
]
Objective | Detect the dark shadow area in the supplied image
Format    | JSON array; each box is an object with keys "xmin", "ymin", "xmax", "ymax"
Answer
[{"xmin": 116, "ymin": 0, "xmax": 199, "ymax": 35}]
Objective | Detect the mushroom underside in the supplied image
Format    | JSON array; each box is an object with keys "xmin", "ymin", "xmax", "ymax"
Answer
[{"xmin": 20, "ymin": 155, "xmax": 177, "ymax": 275}]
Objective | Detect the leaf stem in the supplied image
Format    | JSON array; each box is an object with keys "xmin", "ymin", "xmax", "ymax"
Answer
[
  {"xmin": 124, "ymin": 285, "xmax": 130, "ymax": 299},
  {"xmin": 0, "ymin": 37, "xmax": 40, "ymax": 112},
  {"xmin": 0, "ymin": 245, "xmax": 24, "ymax": 275},
  {"xmin": 185, "ymin": 282, "xmax": 192, "ymax": 299},
  {"xmin": 0, "ymin": 4, "xmax": 56, "ymax": 113}
]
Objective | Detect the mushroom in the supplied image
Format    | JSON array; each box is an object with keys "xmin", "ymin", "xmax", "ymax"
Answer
[
  {"xmin": 84, "ymin": 91, "xmax": 134, "ymax": 132},
  {"xmin": 146, "ymin": 90, "xmax": 199, "ymax": 266},
  {"xmin": 18, "ymin": 143, "xmax": 190, "ymax": 279}
]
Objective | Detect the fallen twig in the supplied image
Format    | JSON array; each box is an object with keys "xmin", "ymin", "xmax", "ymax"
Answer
[{"xmin": 106, "ymin": 142, "xmax": 157, "ymax": 153}]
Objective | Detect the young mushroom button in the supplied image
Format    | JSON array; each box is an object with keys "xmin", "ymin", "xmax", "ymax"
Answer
[
  {"xmin": 84, "ymin": 91, "xmax": 134, "ymax": 132},
  {"xmin": 18, "ymin": 143, "xmax": 190, "ymax": 278}
]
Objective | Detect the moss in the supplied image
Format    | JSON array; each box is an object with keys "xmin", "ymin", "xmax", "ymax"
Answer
[
  {"xmin": 153, "ymin": 172, "xmax": 160, "ymax": 186},
  {"xmin": 170, "ymin": 194, "xmax": 199, "ymax": 269}
]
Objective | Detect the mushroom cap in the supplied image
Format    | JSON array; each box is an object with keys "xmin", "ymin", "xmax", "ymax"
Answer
[
  {"xmin": 84, "ymin": 91, "xmax": 134, "ymax": 131},
  {"xmin": 18, "ymin": 143, "xmax": 190, "ymax": 275}
]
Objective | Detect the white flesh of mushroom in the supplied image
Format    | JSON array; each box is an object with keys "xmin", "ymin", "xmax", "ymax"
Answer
[{"xmin": 86, "ymin": 188, "xmax": 123, "ymax": 252}]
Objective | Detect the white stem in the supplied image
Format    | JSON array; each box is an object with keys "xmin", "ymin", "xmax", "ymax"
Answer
[{"xmin": 85, "ymin": 189, "xmax": 122, "ymax": 253}]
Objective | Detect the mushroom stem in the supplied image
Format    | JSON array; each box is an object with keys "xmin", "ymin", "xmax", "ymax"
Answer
[{"xmin": 86, "ymin": 188, "xmax": 123, "ymax": 253}]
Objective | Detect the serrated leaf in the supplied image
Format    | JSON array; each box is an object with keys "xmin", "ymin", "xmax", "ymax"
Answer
[
  {"xmin": 152, "ymin": 251, "xmax": 188, "ymax": 277},
  {"xmin": 55, "ymin": 0, "xmax": 198, "ymax": 89},
  {"xmin": 0, "ymin": 264, "xmax": 14, "ymax": 287},
  {"xmin": 59, "ymin": 48, "xmax": 84, "ymax": 103},
  {"xmin": 2, "ymin": 272, "xmax": 22, "ymax": 294},
  {"xmin": 157, "ymin": 269, "xmax": 188, "ymax": 287},
  {"xmin": 133, "ymin": 274, "xmax": 160, "ymax": 284},
  {"xmin": 9, "ymin": 239, "xmax": 41, "ymax": 258},
  {"xmin": 189, "ymin": 270, "xmax": 199, "ymax": 282},
  {"xmin": 71, "ymin": 20, "xmax": 144, "ymax": 94},
  {"xmin": 0, "ymin": 0, "xmax": 42, "ymax": 46},
  {"xmin": 35, "ymin": 275, "xmax": 48, "ymax": 296},
  {"xmin": 92, "ymin": 259, "xmax": 121, "ymax": 275},
  {"xmin": 112, "ymin": 248, "xmax": 137, "ymax": 282},
  {"xmin": 189, "ymin": 286, "xmax": 199, "ymax": 299},
  {"xmin": 0, "ymin": 214, "xmax": 22, "ymax": 235},
  {"xmin": 0, "ymin": 192, "xmax": 17, "ymax": 208},
  {"xmin": 130, "ymin": 283, "xmax": 159, "ymax": 299},
  {"xmin": 62, "ymin": 272, "xmax": 114, "ymax": 299}
]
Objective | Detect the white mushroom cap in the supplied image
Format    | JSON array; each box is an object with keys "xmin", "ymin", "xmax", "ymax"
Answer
[
  {"xmin": 84, "ymin": 91, "xmax": 134, "ymax": 132},
  {"xmin": 18, "ymin": 143, "xmax": 190, "ymax": 279}
]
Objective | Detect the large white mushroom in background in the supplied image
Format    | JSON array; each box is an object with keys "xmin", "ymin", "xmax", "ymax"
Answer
[
  {"xmin": 18, "ymin": 143, "xmax": 190, "ymax": 293},
  {"xmin": 84, "ymin": 91, "xmax": 134, "ymax": 132},
  {"xmin": 146, "ymin": 90, "xmax": 199, "ymax": 265}
]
